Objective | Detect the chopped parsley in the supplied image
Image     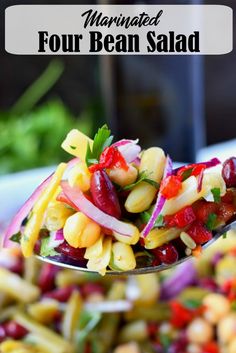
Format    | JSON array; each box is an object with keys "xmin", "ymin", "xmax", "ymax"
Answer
[
  {"xmin": 211, "ymin": 187, "xmax": 221, "ymax": 203},
  {"xmin": 70, "ymin": 145, "xmax": 76, "ymax": 150},
  {"xmin": 222, "ymin": 232, "xmax": 227, "ymax": 239},
  {"xmin": 181, "ymin": 168, "xmax": 193, "ymax": 181},
  {"xmin": 122, "ymin": 171, "xmax": 159, "ymax": 191},
  {"xmin": 40, "ymin": 237, "xmax": 59, "ymax": 257},
  {"xmin": 86, "ymin": 125, "xmax": 113, "ymax": 167},
  {"xmin": 140, "ymin": 211, "xmax": 164, "ymax": 228},
  {"xmin": 206, "ymin": 213, "xmax": 217, "ymax": 230},
  {"xmin": 10, "ymin": 232, "xmax": 21, "ymax": 244}
]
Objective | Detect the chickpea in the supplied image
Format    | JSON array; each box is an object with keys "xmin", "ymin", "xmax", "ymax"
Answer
[
  {"xmin": 111, "ymin": 242, "xmax": 136, "ymax": 271},
  {"xmin": 113, "ymin": 342, "xmax": 141, "ymax": 353},
  {"xmin": 228, "ymin": 337, "xmax": 236, "ymax": 353},
  {"xmin": 63, "ymin": 212, "xmax": 101, "ymax": 248},
  {"xmin": 68, "ymin": 162, "xmax": 91, "ymax": 192},
  {"xmin": 108, "ymin": 165, "xmax": 138, "ymax": 187},
  {"xmin": 203, "ymin": 293, "xmax": 230, "ymax": 324},
  {"xmin": 187, "ymin": 343, "xmax": 202, "ymax": 353},
  {"xmin": 186, "ymin": 318, "xmax": 213, "ymax": 345},
  {"xmin": 218, "ymin": 313, "xmax": 236, "ymax": 344}
]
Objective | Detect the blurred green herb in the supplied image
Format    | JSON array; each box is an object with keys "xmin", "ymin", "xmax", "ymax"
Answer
[
  {"xmin": 211, "ymin": 187, "xmax": 221, "ymax": 203},
  {"xmin": 0, "ymin": 60, "xmax": 97, "ymax": 174},
  {"xmin": 86, "ymin": 124, "xmax": 113, "ymax": 167},
  {"xmin": 206, "ymin": 213, "xmax": 217, "ymax": 230}
]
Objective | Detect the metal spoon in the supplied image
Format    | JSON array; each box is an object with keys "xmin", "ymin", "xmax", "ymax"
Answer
[{"xmin": 37, "ymin": 219, "xmax": 236, "ymax": 276}]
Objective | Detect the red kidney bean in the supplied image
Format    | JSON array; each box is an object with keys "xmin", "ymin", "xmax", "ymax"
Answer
[
  {"xmin": 38, "ymin": 264, "xmax": 59, "ymax": 293},
  {"xmin": 56, "ymin": 242, "xmax": 85, "ymax": 261},
  {"xmin": 4, "ymin": 321, "xmax": 28, "ymax": 340},
  {"xmin": 44, "ymin": 285, "xmax": 79, "ymax": 302},
  {"xmin": 80, "ymin": 283, "xmax": 104, "ymax": 298},
  {"xmin": 90, "ymin": 170, "xmax": 121, "ymax": 219},
  {"xmin": 0, "ymin": 325, "xmax": 6, "ymax": 343}
]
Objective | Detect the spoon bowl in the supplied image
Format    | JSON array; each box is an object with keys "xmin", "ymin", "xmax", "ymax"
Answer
[{"xmin": 37, "ymin": 220, "xmax": 236, "ymax": 275}]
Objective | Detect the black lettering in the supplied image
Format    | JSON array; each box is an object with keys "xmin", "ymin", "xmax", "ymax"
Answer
[
  {"xmin": 49, "ymin": 34, "xmax": 61, "ymax": 52},
  {"xmin": 156, "ymin": 34, "xmax": 168, "ymax": 52},
  {"xmin": 89, "ymin": 31, "xmax": 103, "ymax": 52},
  {"xmin": 38, "ymin": 31, "xmax": 48, "ymax": 52},
  {"xmin": 104, "ymin": 34, "xmax": 114, "ymax": 52},
  {"xmin": 176, "ymin": 34, "xmax": 187, "ymax": 52},
  {"xmin": 189, "ymin": 31, "xmax": 200, "ymax": 52},
  {"xmin": 147, "ymin": 31, "xmax": 156, "ymax": 52}
]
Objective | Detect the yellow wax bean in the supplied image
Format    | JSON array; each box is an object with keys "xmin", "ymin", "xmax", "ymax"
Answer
[
  {"xmin": 68, "ymin": 162, "xmax": 91, "ymax": 192},
  {"xmin": 162, "ymin": 172, "xmax": 226, "ymax": 216},
  {"xmin": 125, "ymin": 147, "xmax": 165, "ymax": 213},
  {"xmin": 28, "ymin": 300, "xmax": 60, "ymax": 324},
  {"xmin": 61, "ymin": 291, "xmax": 83, "ymax": 341},
  {"xmin": 63, "ymin": 212, "xmax": 101, "ymax": 248},
  {"xmin": 14, "ymin": 313, "xmax": 73, "ymax": 353},
  {"xmin": 0, "ymin": 268, "xmax": 39, "ymax": 303},
  {"xmin": 118, "ymin": 320, "xmax": 148, "ymax": 343},
  {"xmin": 144, "ymin": 228, "xmax": 181, "ymax": 249},
  {"xmin": 45, "ymin": 201, "xmax": 74, "ymax": 231},
  {"xmin": 61, "ymin": 129, "xmax": 93, "ymax": 160},
  {"xmin": 21, "ymin": 163, "xmax": 67, "ymax": 257},
  {"xmin": 111, "ymin": 242, "xmax": 136, "ymax": 271},
  {"xmin": 87, "ymin": 237, "xmax": 112, "ymax": 276},
  {"xmin": 113, "ymin": 224, "xmax": 140, "ymax": 245},
  {"xmin": 84, "ymin": 235, "xmax": 104, "ymax": 259}
]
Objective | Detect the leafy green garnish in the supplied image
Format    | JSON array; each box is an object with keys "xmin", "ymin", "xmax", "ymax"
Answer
[
  {"xmin": 183, "ymin": 299, "xmax": 202, "ymax": 309},
  {"xmin": 40, "ymin": 237, "xmax": 59, "ymax": 257},
  {"xmin": 181, "ymin": 168, "xmax": 193, "ymax": 181},
  {"xmin": 140, "ymin": 211, "xmax": 164, "ymax": 228},
  {"xmin": 222, "ymin": 232, "xmax": 227, "ymax": 239},
  {"xmin": 75, "ymin": 310, "xmax": 102, "ymax": 352},
  {"xmin": 122, "ymin": 171, "xmax": 159, "ymax": 191},
  {"xmin": 86, "ymin": 125, "xmax": 113, "ymax": 167},
  {"xmin": 159, "ymin": 333, "xmax": 171, "ymax": 350},
  {"xmin": 211, "ymin": 187, "xmax": 221, "ymax": 203},
  {"xmin": 70, "ymin": 145, "xmax": 76, "ymax": 150},
  {"xmin": 206, "ymin": 213, "xmax": 217, "ymax": 230},
  {"xmin": 10, "ymin": 232, "xmax": 21, "ymax": 244}
]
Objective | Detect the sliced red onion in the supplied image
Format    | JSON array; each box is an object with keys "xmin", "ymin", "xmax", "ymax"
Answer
[
  {"xmin": 61, "ymin": 181, "xmax": 133, "ymax": 236},
  {"xmin": 160, "ymin": 260, "xmax": 197, "ymax": 300},
  {"xmin": 113, "ymin": 139, "xmax": 139, "ymax": 148},
  {"xmin": 48, "ymin": 229, "xmax": 64, "ymax": 249},
  {"xmin": 197, "ymin": 168, "xmax": 204, "ymax": 192},
  {"xmin": 142, "ymin": 155, "xmax": 173, "ymax": 237},
  {"xmin": 173, "ymin": 158, "xmax": 221, "ymax": 175},
  {"xmin": 85, "ymin": 300, "xmax": 133, "ymax": 313},
  {"xmin": 2, "ymin": 158, "xmax": 79, "ymax": 248},
  {"xmin": 113, "ymin": 139, "xmax": 141, "ymax": 163},
  {"xmin": 2, "ymin": 174, "xmax": 53, "ymax": 248}
]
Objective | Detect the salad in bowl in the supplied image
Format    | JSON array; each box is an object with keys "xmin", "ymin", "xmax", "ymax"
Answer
[{"xmin": 3, "ymin": 125, "xmax": 236, "ymax": 275}]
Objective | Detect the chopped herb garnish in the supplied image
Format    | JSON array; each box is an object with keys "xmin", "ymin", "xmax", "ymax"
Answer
[
  {"xmin": 154, "ymin": 214, "xmax": 164, "ymax": 228},
  {"xmin": 122, "ymin": 171, "xmax": 159, "ymax": 191},
  {"xmin": 222, "ymin": 232, "xmax": 227, "ymax": 239},
  {"xmin": 70, "ymin": 145, "xmax": 76, "ymax": 150},
  {"xmin": 86, "ymin": 125, "xmax": 113, "ymax": 167},
  {"xmin": 206, "ymin": 213, "xmax": 217, "ymax": 230},
  {"xmin": 140, "ymin": 211, "xmax": 164, "ymax": 228},
  {"xmin": 10, "ymin": 232, "xmax": 21, "ymax": 244},
  {"xmin": 183, "ymin": 299, "xmax": 202, "ymax": 309},
  {"xmin": 211, "ymin": 187, "xmax": 221, "ymax": 203},
  {"xmin": 40, "ymin": 237, "xmax": 59, "ymax": 257},
  {"xmin": 181, "ymin": 168, "xmax": 193, "ymax": 181}
]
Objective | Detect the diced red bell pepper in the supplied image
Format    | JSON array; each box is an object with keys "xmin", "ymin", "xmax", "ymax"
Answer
[
  {"xmin": 187, "ymin": 221, "xmax": 212, "ymax": 245},
  {"xmin": 202, "ymin": 342, "xmax": 219, "ymax": 353},
  {"xmin": 160, "ymin": 175, "xmax": 182, "ymax": 199},
  {"xmin": 170, "ymin": 301, "xmax": 193, "ymax": 328},
  {"xmin": 164, "ymin": 206, "xmax": 196, "ymax": 228},
  {"xmin": 193, "ymin": 200, "xmax": 219, "ymax": 223},
  {"xmin": 89, "ymin": 146, "xmax": 128, "ymax": 173},
  {"xmin": 177, "ymin": 163, "xmax": 206, "ymax": 181}
]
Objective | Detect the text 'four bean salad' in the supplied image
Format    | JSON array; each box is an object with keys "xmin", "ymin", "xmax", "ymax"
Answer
[{"xmin": 3, "ymin": 125, "xmax": 236, "ymax": 275}]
